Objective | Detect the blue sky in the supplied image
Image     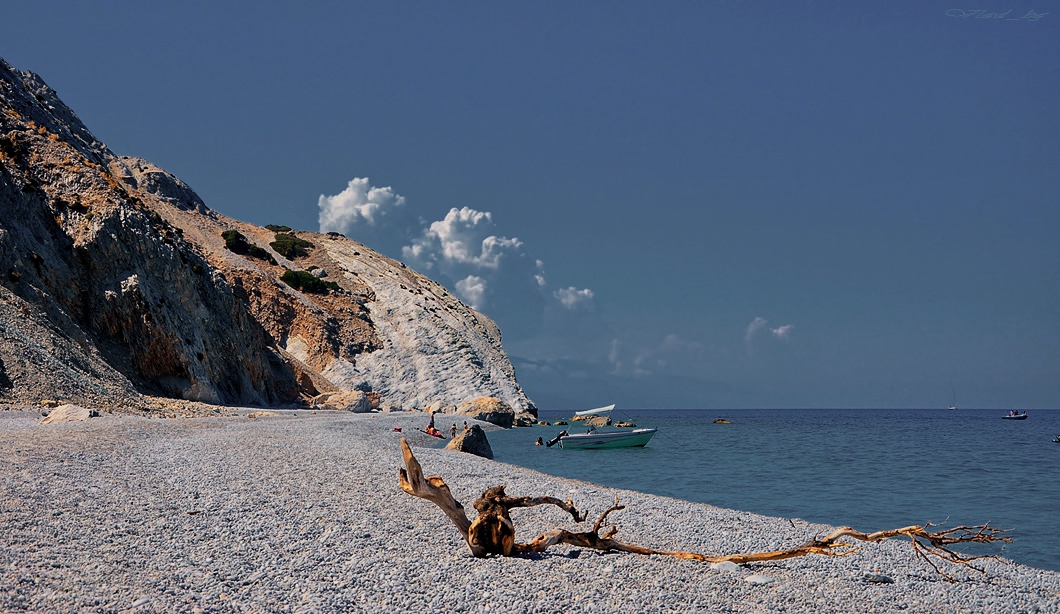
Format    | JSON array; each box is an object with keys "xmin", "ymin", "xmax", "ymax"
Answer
[{"xmin": 4, "ymin": 2, "xmax": 1057, "ymax": 408}]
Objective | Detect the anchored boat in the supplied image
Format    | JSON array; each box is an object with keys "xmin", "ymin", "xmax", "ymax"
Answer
[
  {"xmin": 558, "ymin": 427, "xmax": 659, "ymax": 449},
  {"xmin": 552, "ymin": 405, "xmax": 658, "ymax": 450}
]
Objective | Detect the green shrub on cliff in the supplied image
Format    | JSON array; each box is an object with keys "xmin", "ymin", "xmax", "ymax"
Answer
[
  {"xmin": 221, "ymin": 230, "xmax": 276, "ymax": 265},
  {"xmin": 280, "ymin": 269, "xmax": 338, "ymax": 294},
  {"xmin": 270, "ymin": 233, "xmax": 314, "ymax": 259}
]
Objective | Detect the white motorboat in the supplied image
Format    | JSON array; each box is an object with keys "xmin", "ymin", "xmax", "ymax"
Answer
[
  {"xmin": 558, "ymin": 427, "xmax": 658, "ymax": 449},
  {"xmin": 552, "ymin": 404, "xmax": 657, "ymax": 449}
]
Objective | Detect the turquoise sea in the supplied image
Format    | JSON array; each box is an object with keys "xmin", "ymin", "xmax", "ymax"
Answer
[{"xmin": 488, "ymin": 408, "xmax": 1060, "ymax": 572}]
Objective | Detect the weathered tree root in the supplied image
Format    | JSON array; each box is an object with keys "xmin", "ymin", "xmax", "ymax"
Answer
[{"xmin": 398, "ymin": 439, "xmax": 1009, "ymax": 581}]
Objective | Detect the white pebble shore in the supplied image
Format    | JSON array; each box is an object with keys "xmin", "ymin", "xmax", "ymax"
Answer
[{"xmin": 2, "ymin": 409, "xmax": 1057, "ymax": 613}]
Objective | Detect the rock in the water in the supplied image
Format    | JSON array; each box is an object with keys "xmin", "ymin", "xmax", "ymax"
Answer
[
  {"xmin": 745, "ymin": 574, "xmax": 774, "ymax": 585},
  {"xmin": 39, "ymin": 404, "xmax": 96, "ymax": 424},
  {"xmin": 613, "ymin": 420, "xmax": 636, "ymax": 427},
  {"xmin": 513, "ymin": 411, "xmax": 536, "ymax": 427},
  {"xmin": 456, "ymin": 397, "xmax": 514, "ymax": 428},
  {"xmin": 311, "ymin": 390, "xmax": 371, "ymax": 413},
  {"xmin": 710, "ymin": 561, "xmax": 742, "ymax": 573},
  {"xmin": 446, "ymin": 424, "xmax": 494, "ymax": 459},
  {"xmin": 583, "ymin": 415, "xmax": 611, "ymax": 427}
]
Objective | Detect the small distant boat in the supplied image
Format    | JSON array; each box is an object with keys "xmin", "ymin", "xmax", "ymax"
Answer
[
  {"xmin": 1002, "ymin": 411, "xmax": 1028, "ymax": 420},
  {"xmin": 948, "ymin": 389, "xmax": 958, "ymax": 411},
  {"xmin": 574, "ymin": 404, "xmax": 616, "ymax": 417},
  {"xmin": 1052, "ymin": 435, "xmax": 1060, "ymax": 444}
]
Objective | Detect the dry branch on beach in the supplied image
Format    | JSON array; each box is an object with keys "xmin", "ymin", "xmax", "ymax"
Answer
[{"xmin": 398, "ymin": 438, "xmax": 1010, "ymax": 582}]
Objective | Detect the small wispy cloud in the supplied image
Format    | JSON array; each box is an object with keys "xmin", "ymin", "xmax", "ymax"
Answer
[
  {"xmin": 318, "ymin": 177, "xmax": 405, "ymax": 233},
  {"xmin": 745, "ymin": 317, "xmax": 769, "ymax": 343},
  {"xmin": 771, "ymin": 324, "xmax": 794, "ymax": 339},
  {"xmin": 746, "ymin": 317, "xmax": 795, "ymax": 349},
  {"xmin": 610, "ymin": 333, "xmax": 704, "ymax": 377},
  {"xmin": 455, "ymin": 275, "xmax": 487, "ymax": 310},
  {"xmin": 554, "ymin": 286, "xmax": 594, "ymax": 309}
]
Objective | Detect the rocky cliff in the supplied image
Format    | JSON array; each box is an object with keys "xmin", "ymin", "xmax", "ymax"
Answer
[{"xmin": 0, "ymin": 58, "xmax": 534, "ymax": 414}]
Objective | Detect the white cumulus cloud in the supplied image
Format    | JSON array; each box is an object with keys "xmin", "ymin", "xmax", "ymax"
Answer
[
  {"xmin": 318, "ymin": 177, "xmax": 405, "ymax": 234},
  {"xmin": 402, "ymin": 207, "xmax": 522, "ymax": 270},
  {"xmin": 455, "ymin": 275, "xmax": 487, "ymax": 310},
  {"xmin": 554, "ymin": 286, "xmax": 594, "ymax": 309}
]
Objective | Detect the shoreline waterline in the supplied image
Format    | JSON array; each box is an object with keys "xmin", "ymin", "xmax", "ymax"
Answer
[
  {"xmin": 2, "ymin": 408, "xmax": 1058, "ymax": 613},
  {"xmin": 491, "ymin": 407, "xmax": 1060, "ymax": 573}
]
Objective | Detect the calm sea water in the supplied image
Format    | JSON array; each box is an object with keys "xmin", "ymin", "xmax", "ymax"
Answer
[{"xmin": 487, "ymin": 408, "xmax": 1060, "ymax": 572}]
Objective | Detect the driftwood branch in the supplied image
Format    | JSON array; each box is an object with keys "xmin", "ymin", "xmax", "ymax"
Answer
[{"xmin": 398, "ymin": 440, "xmax": 1009, "ymax": 580}]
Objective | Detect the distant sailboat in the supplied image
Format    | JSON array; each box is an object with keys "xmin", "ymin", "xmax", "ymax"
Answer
[{"xmin": 948, "ymin": 389, "xmax": 958, "ymax": 411}]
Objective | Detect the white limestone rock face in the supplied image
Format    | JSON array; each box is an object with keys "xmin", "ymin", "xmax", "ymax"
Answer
[{"xmin": 319, "ymin": 238, "xmax": 534, "ymax": 414}]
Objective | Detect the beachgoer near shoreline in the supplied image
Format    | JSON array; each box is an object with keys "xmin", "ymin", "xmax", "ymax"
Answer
[
  {"xmin": 450, "ymin": 424, "xmax": 457, "ymax": 438},
  {"xmin": 462, "ymin": 421, "xmax": 468, "ymax": 431}
]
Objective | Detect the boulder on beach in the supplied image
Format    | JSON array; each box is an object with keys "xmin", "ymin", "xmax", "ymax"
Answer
[
  {"xmin": 456, "ymin": 397, "xmax": 514, "ymax": 428},
  {"xmin": 310, "ymin": 390, "xmax": 371, "ymax": 413},
  {"xmin": 39, "ymin": 404, "xmax": 98, "ymax": 424},
  {"xmin": 446, "ymin": 424, "xmax": 494, "ymax": 459}
]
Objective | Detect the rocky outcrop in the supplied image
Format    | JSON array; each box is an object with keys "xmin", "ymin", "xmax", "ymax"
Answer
[
  {"xmin": 445, "ymin": 424, "xmax": 494, "ymax": 459},
  {"xmin": 513, "ymin": 412, "xmax": 536, "ymax": 427},
  {"xmin": 583, "ymin": 415, "xmax": 612, "ymax": 427},
  {"xmin": 455, "ymin": 397, "xmax": 515, "ymax": 429},
  {"xmin": 0, "ymin": 57, "xmax": 535, "ymax": 413}
]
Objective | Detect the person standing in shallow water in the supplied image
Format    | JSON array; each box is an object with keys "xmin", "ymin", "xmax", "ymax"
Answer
[{"xmin": 450, "ymin": 423, "xmax": 457, "ymax": 439}]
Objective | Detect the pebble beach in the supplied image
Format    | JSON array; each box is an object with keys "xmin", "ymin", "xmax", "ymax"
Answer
[{"xmin": 2, "ymin": 408, "xmax": 1058, "ymax": 613}]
